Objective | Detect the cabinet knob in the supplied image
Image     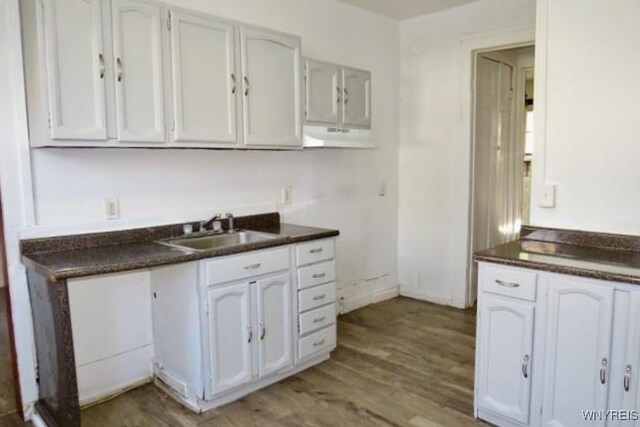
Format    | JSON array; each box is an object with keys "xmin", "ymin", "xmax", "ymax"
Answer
[
  {"xmin": 117, "ymin": 57, "xmax": 124, "ymax": 82},
  {"xmin": 336, "ymin": 86, "xmax": 341, "ymax": 104},
  {"xmin": 600, "ymin": 357, "xmax": 608, "ymax": 385},
  {"xmin": 521, "ymin": 354, "xmax": 530, "ymax": 379},
  {"xmin": 231, "ymin": 73, "xmax": 237, "ymax": 94},
  {"xmin": 260, "ymin": 321, "xmax": 266, "ymax": 340},
  {"xmin": 98, "ymin": 53, "xmax": 105, "ymax": 79},
  {"xmin": 625, "ymin": 364, "xmax": 632, "ymax": 392},
  {"xmin": 312, "ymin": 273, "xmax": 326, "ymax": 279},
  {"xmin": 247, "ymin": 324, "xmax": 253, "ymax": 343},
  {"xmin": 344, "ymin": 88, "xmax": 349, "ymax": 104},
  {"xmin": 244, "ymin": 76, "xmax": 250, "ymax": 96}
]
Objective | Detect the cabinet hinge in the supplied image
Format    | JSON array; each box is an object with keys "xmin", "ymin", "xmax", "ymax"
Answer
[
  {"xmin": 47, "ymin": 113, "xmax": 51, "ymax": 128},
  {"xmin": 167, "ymin": 11, "xmax": 171, "ymax": 31},
  {"xmin": 304, "ymin": 110, "xmax": 308, "ymax": 119}
]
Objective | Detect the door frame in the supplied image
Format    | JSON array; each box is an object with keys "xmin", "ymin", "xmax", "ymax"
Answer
[{"xmin": 456, "ymin": 26, "xmax": 536, "ymax": 308}]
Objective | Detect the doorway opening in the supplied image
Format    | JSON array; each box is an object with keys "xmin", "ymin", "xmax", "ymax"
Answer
[
  {"xmin": 468, "ymin": 45, "xmax": 535, "ymax": 305},
  {"xmin": 0, "ymin": 190, "xmax": 21, "ymax": 421}
]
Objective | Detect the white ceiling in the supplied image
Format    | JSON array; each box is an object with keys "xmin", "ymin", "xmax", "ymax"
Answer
[{"xmin": 335, "ymin": 0, "xmax": 485, "ymax": 20}]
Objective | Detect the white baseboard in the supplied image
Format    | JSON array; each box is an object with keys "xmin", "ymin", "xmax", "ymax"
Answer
[
  {"xmin": 341, "ymin": 285, "xmax": 399, "ymax": 314},
  {"xmin": 399, "ymin": 287, "xmax": 453, "ymax": 306}
]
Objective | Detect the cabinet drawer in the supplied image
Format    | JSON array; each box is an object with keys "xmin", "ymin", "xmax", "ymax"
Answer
[
  {"xmin": 297, "ymin": 260, "xmax": 335, "ymax": 290},
  {"xmin": 296, "ymin": 239, "xmax": 334, "ymax": 266},
  {"xmin": 298, "ymin": 283, "xmax": 336, "ymax": 312},
  {"xmin": 206, "ymin": 247, "xmax": 290, "ymax": 286},
  {"xmin": 482, "ymin": 264, "xmax": 537, "ymax": 301},
  {"xmin": 298, "ymin": 325, "xmax": 336, "ymax": 359},
  {"xmin": 299, "ymin": 304, "xmax": 336, "ymax": 336}
]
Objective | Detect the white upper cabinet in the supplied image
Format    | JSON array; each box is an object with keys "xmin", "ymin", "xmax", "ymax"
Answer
[
  {"xmin": 257, "ymin": 274, "xmax": 293, "ymax": 377},
  {"xmin": 240, "ymin": 27, "xmax": 302, "ymax": 148},
  {"xmin": 542, "ymin": 278, "xmax": 614, "ymax": 427},
  {"xmin": 41, "ymin": 0, "xmax": 108, "ymax": 141},
  {"xmin": 111, "ymin": 0, "xmax": 166, "ymax": 143},
  {"xmin": 305, "ymin": 59, "xmax": 341, "ymax": 125},
  {"xmin": 168, "ymin": 9, "xmax": 237, "ymax": 145},
  {"xmin": 477, "ymin": 294, "xmax": 534, "ymax": 425},
  {"xmin": 342, "ymin": 67, "xmax": 371, "ymax": 128}
]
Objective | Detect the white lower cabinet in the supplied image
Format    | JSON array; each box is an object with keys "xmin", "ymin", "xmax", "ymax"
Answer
[
  {"xmin": 476, "ymin": 263, "xmax": 639, "ymax": 427},
  {"xmin": 151, "ymin": 239, "xmax": 336, "ymax": 412}
]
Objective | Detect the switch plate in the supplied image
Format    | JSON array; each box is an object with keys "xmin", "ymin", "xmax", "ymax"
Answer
[
  {"xmin": 105, "ymin": 197, "xmax": 120, "ymax": 220},
  {"xmin": 538, "ymin": 184, "xmax": 556, "ymax": 208},
  {"xmin": 281, "ymin": 186, "xmax": 293, "ymax": 205}
]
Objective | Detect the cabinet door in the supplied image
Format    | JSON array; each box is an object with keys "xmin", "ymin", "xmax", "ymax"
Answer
[
  {"xmin": 112, "ymin": 0, "xmax": 165, "ymax": 143},
  {"xmin": 542, "ymin": 278, "xmax": 614, "ymax": 427},
  {"xmin": 41, "ymin": 0, "xmax": 107, "ymax": 140},
  {"xmin": 240, "ymin": 27, "xmax": 302, "ymax": 148},
  {"xmin": 305, "ymin": 59, "xmax": 341, "ymax": 125},
  {"xmin": 208, "ymin": 282, "xmax": 253, "ymax": 395},
  {"xmin": 257, "ymin": 273, "xmax": 293, "ymax": 377},
  {"xmin": 477, "ymin": 294, "xmax": 534, "ymax": 424},
  {"xmin": 342, "ymin": 67, "xmax": 371, "ymax": 128},
  {"xmin": 169, "ymin": 9, "xmax": 237, "ymax": 144},
  {"xmin": 621, "ymin": 292, "xmax": 640, "ymax": 426}
]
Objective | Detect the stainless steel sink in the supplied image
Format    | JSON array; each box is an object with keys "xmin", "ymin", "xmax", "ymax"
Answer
[{"xmin": 160, "ymin": 230, "xmax": 277, "ymax": 252}]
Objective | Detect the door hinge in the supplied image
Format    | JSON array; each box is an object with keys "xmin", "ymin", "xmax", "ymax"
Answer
[
  {"xmin": 304, "ymin": 110, "xmax": 308, "ymax": 119},
  {"xmin": 167, "ymin": 11, "xmax": 171, "ymax": 31}
]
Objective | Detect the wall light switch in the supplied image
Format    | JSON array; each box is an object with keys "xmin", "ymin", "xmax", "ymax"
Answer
[
  {"xmin": 281, "ymin": 186, "xmax": 293, "ymax": 205},
  {"xmin": 538, "ymin": 184, "xmax": 556, "ymax": 208},
  {"xmin": 105, "ymin": 197, "xmax": 120, "ymax": 220}
]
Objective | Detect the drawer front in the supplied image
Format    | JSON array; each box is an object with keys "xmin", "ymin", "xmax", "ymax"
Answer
[
  {"xmin": 206, "ymin": 247, "xmax": 290, "ymax": 286},
  {"xmin": 482, "ymin": 264, "xmax": 537, "ymax": 301},
  {"xmin": 298, "ymin": 325, "xmax": 336, "ymax": 359},
  {"xmin": 298, "ymin": 260, "xmax": 335, "ymax": 290},
  {"xmin": 299, "ymin": 304, "xmax": 336, "ymax": 336},
  {"xmin": 296, "ymin": 239, "xmax": 335, "ymax": 266},
  {"xmin": 298, "ymin": 283, "xmax": 336, "ymax": 312}
]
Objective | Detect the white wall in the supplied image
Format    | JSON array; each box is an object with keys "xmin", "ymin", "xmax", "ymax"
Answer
[
  {"xmin": 530, "ymin": 0, "xmax": 640, "ymax": 234},
  {"xmin": 2, "ymin": 0, "xmax": 400, "ymax": 415},
  {"xmin": 397, "ymin": 0, "xmax": 536, "ymax": 307}
]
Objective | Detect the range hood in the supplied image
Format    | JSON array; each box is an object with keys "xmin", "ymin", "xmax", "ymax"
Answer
[{"xmin": 303, "ymin": 125, "xmax": 376, "ymax": 149}]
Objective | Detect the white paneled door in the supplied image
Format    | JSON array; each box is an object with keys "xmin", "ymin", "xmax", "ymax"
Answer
[
  {"xmin": 341, "ymin": 67, "xmax": 371, "ymax": 127},
  {"xmin": 257, "ymin": 274, "xmax": 293, "ymax": 377},
  {"xmin": 208, "ymin": 282, "xmax": 254, "ymax": 396},
  {"xmin": 305, "ymin": 59, "xmax": 341, "ymax": 125},
  {"xmin": 41, "ymin": 0, "xmax": 107, "ymax": 141},
  {"xmin": 542, "ymin": 278, "xmax": 614, "ymax": 427},
  {"xmin": 477, "ymin": 294, "xmax": 534, "ymax": 424},
  {"xmin": 240, "ymin": 27, "xmax": 302, "ymax": 148},
  {"xmin": 169, "ymin": 9, "xmax": 237, "ymax": 144},
  {"xmin": 112, "ymin": 0, "xmax": 165, "ymax": 143}
]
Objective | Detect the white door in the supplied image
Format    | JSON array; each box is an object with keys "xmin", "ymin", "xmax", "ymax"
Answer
[
  {"xmin": 477, "ymin": 294, "xmax": 534, "ymax": 424},
  {"xmin": 169, "ymin": 9, "xmax": 237, "ymax": 144},
  {"xmin": 621, "ymin": 292, "xmax": 640, "ymax": 426},
  {"xmin": 542, "ymin": 278, "xmax": 614, "ymax": 427},
  {"xmin": 341, "ymin": 67, "xmax": 370, "ymax": 128},
  {"xmin": 41, "ymin": 0, "xmax": 107, "ymax": 140},
  {"xmin": 305, "ymin": 59, "xmax": 341, "ymax": 125},
  {"xmin": 257, "ymin": 273, "xmax": 293, "ymax": 377},
  {"xmin": 240, "ymin": 27, "xmax": 302, "ymax": 148},
  {"xmin": 208, "ymin": 282, "xmax": 253, "ymax": 395},
  {"xmin": 112, "ymin": 0, "xmax": 165, "ymax": 143}
]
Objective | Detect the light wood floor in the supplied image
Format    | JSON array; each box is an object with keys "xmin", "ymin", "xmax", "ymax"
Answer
[{"xmin": 0, "ymin": 297, "xmax": 484, "ymax": 426}]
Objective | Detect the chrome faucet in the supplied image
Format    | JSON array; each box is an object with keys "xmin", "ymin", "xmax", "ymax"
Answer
[
  {"xmin": 200, "ymin": 214, "xmax": 222, "ymax": 232},
  {"xmin": 226, "ymin": 213, "xmax": 235, "ymax": 232}
]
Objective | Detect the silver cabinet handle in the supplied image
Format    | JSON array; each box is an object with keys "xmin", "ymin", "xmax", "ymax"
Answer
[
  {"xmin": 625, "ymin": 364, "xmax": 632, "ymax": 392},
  {"xmin": 600, "ymin": 357, "xmax": 608, "ymax": 385},
  {"xmin": 313, "ymin": 338, "xmax": 326, "ymax": 347},
  {"xmin": 522, "ymin": 354, "xmax": 530, "ymax": 379},
  {"xmin": 99, "ymin": 53, "xmax": 105, "ymax": 79},
  {"xmin": 247, "ymin": 324, "xmax": 253, "ymax": 343},
  {"xmin": 244, "ymin": 76, "xmax": 250, "ymax": 96},
  {"xmin": 313, "ymin": 316, "xmax": 326, "ymax": 323},
  {"xmin": 244, "ymin": 263, "xmax": 261, "ymax": 270},
  {"xmin": 231, "ymin": 73, "xmax": 237, "ymax": 94},
  {"xmin": 336, "ymin": 86, "xmax": 341, "ymax": 104},
  {"xmin": 117, "ymin": 57, "xmax": 124, "ymax": 82},
  {"xmin": 495, "ymin": 280, "xmax": 520, "ymax": 288},
  {"xmin": 312, "ymin": 294, "xmax": 326, "ymax": 301},
  {"xmin": 344, "ymin": 88, "xmax": 349, "ymax": 104},
  {"xmin": 260, "ymin": 321, "xmax": 266, "ymax": 340},
  {"xmin": 312, "ymin": 273, "xmax": 326, "ymax": 279},
  {"xmin": 309, "ymin": 248, "xmax": 323, "ymax": 254}
]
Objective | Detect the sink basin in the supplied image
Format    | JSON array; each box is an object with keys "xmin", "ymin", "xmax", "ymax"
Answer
[{"xmin": 161, "ymin": 230, "xmax": 277, "ymax": 252}]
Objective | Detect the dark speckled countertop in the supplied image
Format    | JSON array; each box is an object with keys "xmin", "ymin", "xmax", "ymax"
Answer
[
  {"xmin": 21, "ymin": 213, "xmax": 339, "ymax": 282},
  {"xmin": 474, "ymin": 226, "xmax": 640, "ymax": 285}
]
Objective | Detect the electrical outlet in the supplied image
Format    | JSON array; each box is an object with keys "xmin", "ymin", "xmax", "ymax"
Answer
[
  {"xmin": 281, "ymin": 186, "xmax": 293, "ymax": 205},
  {"xmin": 538, "ymin": 184, "xmax": 556, "ymax": 208},
  {"xmin": 105, "ymin": 197, "xmax": 120, "ymax": 220}
]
